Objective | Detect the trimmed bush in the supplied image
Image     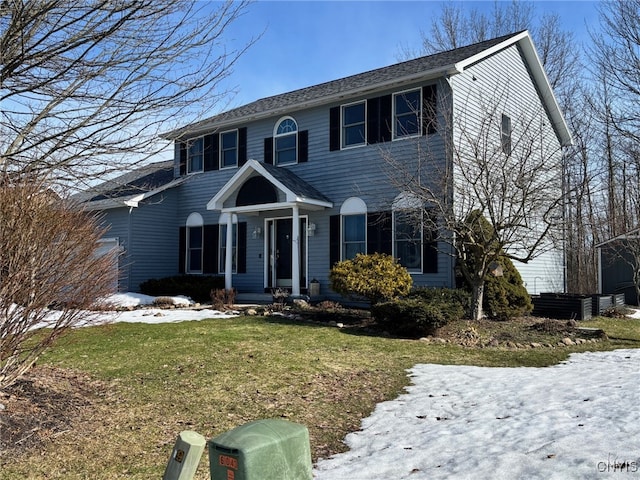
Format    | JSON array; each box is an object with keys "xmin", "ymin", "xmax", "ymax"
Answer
[
  {"xmin": 329, "ymin": 253, "xmax": 412, "ymax": 304},
  {"xmin": 408, "ymin": 287, "xmax": 471, "ymax": 319},
  {"xmin": 372, "ymin": 298, "xmax": 450, "ymax": 338},
  {"xmin": 139, "ymin": 275, "xmax": 224, "ymax": 303},
  {"xmin": 483, "ymin": 257, "xmax": 532, "ymax": 320}
]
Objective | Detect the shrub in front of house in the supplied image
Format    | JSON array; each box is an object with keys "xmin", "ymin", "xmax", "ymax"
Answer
[
  {"xmin": 408, "ymin": 287, "xmax": 471, "ymax": 319},
  {"xmin": 483, "ymin": 257, "xmax": 532, "ymax": 320},
  {"xmin": 329, "ymin": 253, "xmax": 412, "ymax": 304},
  {"xmin": 372, "ymin": 298, "xmax": 452, "ymax": 338},
  {"xmin": 139, "ymin": 275, "xmax": 224, "ymax": 303}
]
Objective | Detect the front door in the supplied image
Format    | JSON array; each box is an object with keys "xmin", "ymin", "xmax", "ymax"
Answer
[{"xmin": 267, "ymin": 217, "xmax": 307, "ymax": 290}]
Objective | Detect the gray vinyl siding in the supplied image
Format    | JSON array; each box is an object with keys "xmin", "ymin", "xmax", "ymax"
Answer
[
  {"xmin": 99, "ymin": 190, "xmax": 179, "ymax": 292},
  {"xmin": 450, "ymin": 43, "xmax": 565, "ymax": 294},
  {"xmin": 128, "ymin": 189, "xmax": 179, "ymax": 291},
  {"xmin": 172, "ymin": 80, "xmax": 455, "ymax": 294}
]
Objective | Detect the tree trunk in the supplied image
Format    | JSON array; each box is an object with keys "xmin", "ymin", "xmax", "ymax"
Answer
[{"xmin": 471, "ymin": 281, "xmax": 485, "ymax": 321}]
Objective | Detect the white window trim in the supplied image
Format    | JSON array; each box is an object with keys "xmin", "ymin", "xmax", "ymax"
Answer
[
  {"xmin": 187, "ymin": 136, "xmax": 205, "ymax": 174},
  {"xmin": 392, "ymin": 88, "xmax": 422, "ymax": 141},
  {"xmin": 341, "ymin": 100, "xmax": 367, "ymax": 150},
  {"xmin": 219, "ymin": 129, "xmax": 239, "ymax": 170},
  {"xmin": 392, "ymin": 193, "xmax": 423, "ymax": 273},
  {"xmin": 273, "ymin": 116, "xmax": 298, "ymax": 165}
]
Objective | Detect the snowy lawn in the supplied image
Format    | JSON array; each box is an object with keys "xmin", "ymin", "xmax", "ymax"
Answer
[{"xmin": 314, "ymin": 348, "xmax": 640, "ymax": 479}]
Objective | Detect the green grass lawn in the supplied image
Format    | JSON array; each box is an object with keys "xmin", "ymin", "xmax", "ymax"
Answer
[{"xmin": 3, "ymin": 314, "xmax": 640, "ymax": 479}]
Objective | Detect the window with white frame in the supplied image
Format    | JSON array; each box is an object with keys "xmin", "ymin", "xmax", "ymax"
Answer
[
  {"xmin": 501, "ymin": 113, "xmax": 512, "ymax": 156},
  {"xmin": 218, "ymin": 214, "xmax": 238, "ymax": 274},
  {"xmin": 393, "ymin": 193, "xmax": 423, "ymax": 271},
  {"xmin": 393, "ymin": 89, "xmax": 421, "ymax": 139},
  {"xmin": 274, "ymin": 117, "xmax": 298, "ymax": 165},
  {"xmin": 187, "ymin": 137, "xmax": 204, "ymax": 173},
  {"xmin": 220, "ymin": 130, "xmax": 238, "ymax": 168},
  {"xmin": 342, "ymin": 215, "xmax": 366, "ymax": 259},
  {"xmin": 342, "ymin": 101, "xmax": 366, "ymax": 148},
  {"xmin": 340, "ymin": 197, "xmax": 367, "ymax": 260},
  {"xmin": 394, "ymin": 209, "xmax": 422, "ymax": 271},
  {"xmin": 186, "ymin": 213, "xmax": 204, "ymax": 273}
]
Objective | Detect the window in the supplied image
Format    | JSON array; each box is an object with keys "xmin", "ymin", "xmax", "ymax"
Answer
[
  {"xmin": 220, "ymin": 130, "xmax": 238, "ymax": 168},
  {"xmin": 274, "ymin": 117, "xmax": 298, "ymax": 165},
  {"xmin": 394, "ymin": 209, "xmax": 422, "ymax": 271},
  {"xmin": 186, "ymin": 213, "xmax": 204, "ymax": 273},
  {"xmin": 219, "ymin": 223, "xmax": 238, "ymax": 274},
  {"xmin": 342, "ymin": 101, "xmax": 366, "ymax": 148},
  {"xmin": 343, "ymin": 214, "xmax": 366, "ymax": 259},
  {"xmin": 393, "ymin": 89, "xmax": 421, "ymax": 139},
  {"xmin": 187, "ymin": 137, "xmax": 204, "ymax": 173},
  {"xmin": 501, "ymin": 114, "xmax": 512, "ymax": 155}
]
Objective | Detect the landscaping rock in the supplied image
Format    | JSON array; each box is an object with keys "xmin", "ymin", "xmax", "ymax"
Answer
[{"xmin": 562, "ymin": 337, "xmax": 574, "ymax": 346}]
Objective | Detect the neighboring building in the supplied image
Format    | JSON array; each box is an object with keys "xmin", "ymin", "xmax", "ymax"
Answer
[
  {"xmin": 597, "ymin": 230, "xmax": 640, "ymax": 305},
  {"xmin": 83, "ymin": 31, "xmax": 571, "ymax": 298}
]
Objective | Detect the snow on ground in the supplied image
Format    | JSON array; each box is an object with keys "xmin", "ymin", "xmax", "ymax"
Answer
[
  {"xmin": 313, "ymin": 348, "xmax": 640, "ymax": 479},
  {"xmin": 80, "ymin": 295, "xmax": 640, "ymax": 478}
]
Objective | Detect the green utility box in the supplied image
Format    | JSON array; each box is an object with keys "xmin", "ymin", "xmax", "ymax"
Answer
[{"xmin": 209, "ymin": 418, "xmax": 312, "ymax": 480}]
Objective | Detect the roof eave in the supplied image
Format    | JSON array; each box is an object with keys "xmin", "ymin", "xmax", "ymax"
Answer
[{"xmin": 162, "ymin": 65, "xmax": 463, "ymax": 140}]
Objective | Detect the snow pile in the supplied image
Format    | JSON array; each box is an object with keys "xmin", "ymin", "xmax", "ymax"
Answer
[{"xmin": 314, "ymin": 349, "xmax": 640, "ymax": 479}]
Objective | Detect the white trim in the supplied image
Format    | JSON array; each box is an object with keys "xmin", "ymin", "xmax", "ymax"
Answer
[
  {"xmin": 186, "ymin": 212, "xmax": 203, "ymax": 227},
  {"xmin": 273, "ymin": 116, "xmax": 298, "ymax": 166},
  {"xmin": 341, "ymin": 100, "xmax": 367, "ymax": 149},
  {"xmin": 219, "ymin": 129, "xmax": 239, "ymax": 170},
  {"xmin": 340, "ymin": 197, "xmax": 367, "ymax": 215},
  {"xmin": 207, "ymin": 159, "xmax": 333, "ymax": 212},
  {"xmin": 392, "ymin": 87, "xmax": 423, "ymax": 140},
  {"xmin": 187, "ymin": 136, "xmax": 205, "ymax": 174},
  {"xmin": 264, "ymin": 215, "xmax": 309, "ymax": 293}
]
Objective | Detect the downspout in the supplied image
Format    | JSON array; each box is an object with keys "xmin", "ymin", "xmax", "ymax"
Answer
[{"xmin": 128, "ymin": 205, "xmax": 134, "ymax": 292}]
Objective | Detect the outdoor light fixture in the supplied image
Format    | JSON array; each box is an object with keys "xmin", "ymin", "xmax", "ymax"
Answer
[
  {"xmin": 252, "ymin": 226, "xmax": 262, "ymax": 239},
  {"xmin": 307, "ymin": 223, "xmax": 316, "ymax": 236}
]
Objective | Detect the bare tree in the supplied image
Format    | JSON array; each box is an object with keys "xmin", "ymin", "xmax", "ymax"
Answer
[
  {"xmin": 0, "ymin": 175, "xmax": 118, "ymax": 389},
  {"xmin": 383, "ymin": 91, "xmax": 566, "ymax": 321},
  {"xmin": 0, "ymin": 0, "xmax": 254, "ymax": 188}
]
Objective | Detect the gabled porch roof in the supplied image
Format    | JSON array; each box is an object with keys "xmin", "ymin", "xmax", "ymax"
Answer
[{"xmin": 207, "ymin": 159, "xmax": 333, "ymax": 213}]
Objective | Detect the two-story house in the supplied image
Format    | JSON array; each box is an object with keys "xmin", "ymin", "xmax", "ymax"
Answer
[{"xmin": 84, "ymin": 30, "xmax": 572, "ymax": 299}]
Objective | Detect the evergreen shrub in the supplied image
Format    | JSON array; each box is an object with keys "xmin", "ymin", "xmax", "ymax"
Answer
[{"xmin": 329, "ymin": 253, "xmax": 412, "ymax": 304}]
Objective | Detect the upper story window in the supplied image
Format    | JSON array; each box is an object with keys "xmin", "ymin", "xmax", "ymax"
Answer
[
  {"xmin": 342, "ymin": 101, "xmax": 366, "ymax": 148},
  {"xmin": 187, "ymin": 137, "xmax": 204, "ymax": 173},
  {"xmin": 501, "ymin": 114, "xmax": 512, "ymax": 156},
  {"xmin": 393, "ymin": 88, "xmax": 421, "ymax": 139},
  {"xmin": 220, "ymin": 130, "xmax": 238, "ymax": 168},
  {"xmin": 274, "ymin": 117, "xmax": 298, "ymax": 165}
]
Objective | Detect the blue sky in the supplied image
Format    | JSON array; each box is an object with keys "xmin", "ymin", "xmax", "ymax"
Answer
[{"xmin": 216, "ymin": 1, "xmax": 601, "ymax": 109}]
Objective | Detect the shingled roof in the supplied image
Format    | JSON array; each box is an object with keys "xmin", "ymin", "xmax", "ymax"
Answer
[
  {"xmin": 78, "ymin": 160, "xmax": 185, "ymax": 210},
  {"xmin": 163, "ymin": 32, "xmax": 526, "ymax": 140}
]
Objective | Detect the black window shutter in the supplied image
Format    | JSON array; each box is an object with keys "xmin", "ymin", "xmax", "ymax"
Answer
[
  {"xmin": 264, "ymin": 137, "xmax": 274, "ymax": 164},
  {"xmin": 238, "ymin": 222, "xmax": 247, "ymax": 273},
  {"xmin": 329, "ymin": 106, "xmax": 341, "ymax": 151},
  {"xmin": 422, "ymin": 84, "xmax": 437, "ymax": 135},
  {"xmin": 178, "ymin": 226, "xmax": 186, "ymax": 274},
  {"xmin": 367, "ymin": 97, "xmax": 379, "ymax": 144},
  {"xmin": 238, "ymin": 127, "xmax": 248, "ymax": 166},
  {"xmin": 379, "ymin": 95, "xmax": 392, "ymax": 142},
  {"xmin": 329, "ymin": 215, "xmax": 341, "ymax": 267},
  {"xmin": 367, "ymin": 211, "xmax": 392, "ymax": 255},
  {"xmin": 422, "ymin": 210, "xmax": 438, "ymax": 273},
  {"xmin": 179, "ymin": 142, "xmax": 187, "ymax": 176},
  {"xmin": 298, "ymin": 130, "xmax": 308, "ymax": 163},
  {"xmin": 204, "ymin": 134, "xmax": 219, "ymax": 171},
  {"xmin": 367, "ymin": 95, "xmax": 392, "ymax": 144},
  {"xmin": 203, "ymin": 225, "xmax": 219, "ymax": 274}
]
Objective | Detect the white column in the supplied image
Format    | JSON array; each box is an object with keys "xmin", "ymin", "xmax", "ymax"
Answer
[
  {"xmin": 225, "ymin": 214, "xmax": 233, "ymax": 290},
  {"xmin": 291, "ymin": 205, "xmax": 300, "ymax": 297}
]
